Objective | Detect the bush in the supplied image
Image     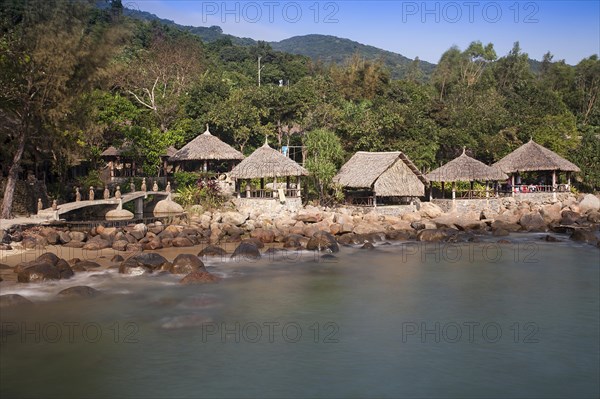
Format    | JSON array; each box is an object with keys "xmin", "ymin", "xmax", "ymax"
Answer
[{"xmin": 175, "ymin": 176, "xmax": 226, "ymax": 209}]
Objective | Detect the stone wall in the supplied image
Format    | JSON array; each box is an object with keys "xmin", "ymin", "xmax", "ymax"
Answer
[
  {"xmin": 432, "ymin": 193, "xmax": 573, "ymax": 214},
  {"xmin": 432, "ymin": 198, "xmax": 502, "ymax": 214},
  {"xmin": 233, "ymin": 197, "xmax": 303, "ymax": 213},
  {"xmin": 372, "ymin": 205, "xmax": 418, "ymax": 216}
]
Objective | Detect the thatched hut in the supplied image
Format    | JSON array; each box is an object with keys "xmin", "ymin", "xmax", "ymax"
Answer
[
  {"xmin": 333, "ymin": 152, "xmax": 427, "ymax": 206},
  {"xmin": 493, "ymin": 139, "xmax": 580, "ymax": 195},
  {"xmin": 101, "ymin": 144, "xmax": 140, "ymax": 179},
  {"xmin": 426, "ymin": 149, "xmax": 508, "ymax": 200},
  {"xmin": 230, "ymin": 141, "xmax": 308, "ymax": 200},
  {"xmin": 101, "ymin": 144, "xmax": 179, "ymax": 179},
  {"xmin": 169, "ymin": 125, "xmax": 244, "ymax": 173}
]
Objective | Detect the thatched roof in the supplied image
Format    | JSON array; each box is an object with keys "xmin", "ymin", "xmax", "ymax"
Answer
[
  {"xmin": 229, "ymin": 142, "xmax": 308, "ymax": 179},
  {"xmin": 169, "ymin": 126, "xmax": 244, "ymax": 162},
  {"xmin": 493, "ymin": 139, "xmax": 581, "ymax": 173},
  {"xmin": 101, "ymin": 146, "xmax": 121, "ymax": 157},
  {"xmin": 102, "ymin": 145, "xmax": 178, "ymax": 158},
  {"xmin": 162, "ymin": 146, "xmax": 177, "ymax": 158},
  {"xmin": 333, "ymin": 152, "xmax": 428, "ymax": 196},
  {"xmin": 426, "ymin": 149, "xmax": 508, "ymax": 182}
]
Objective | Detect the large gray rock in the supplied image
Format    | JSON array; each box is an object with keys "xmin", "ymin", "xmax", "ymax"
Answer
[
  {"xmin": 17, "ymin": 262, "xmax": 60, "ymax": 283},
  {"xmin": 119, "ymin": 253, "xmax": 170, "ymax": 275},
  {"xmin": 519, "ymin": 212, "xmax": 547, "ymax": 232},
  {"xmin": 306, "ymin": 231, "xmax": 340, "ymax": 253},
  {"xmin": 58, "ymin": 286, "xmax": 100, "ymax": 298},
  {"xmin": 82, "ymin": 238, "xmax": 111, "ymax": 251},
  {"xmin": 179, "ymin": 271, "xmax": 220, "ymax": 284},
  {"xmin": 0, "ymin": 294, "xmax": 33, "ymax": 308},
  {"xmin": 171, "ymin": 254, "xmax": 206, "ymax": 274},
  {"xmin": 419, "ymin": 202, "xmax": 443, "ymax": 219},
  {"xmin": 231, "ymin": 241, "xmax": 261, "ymax": 260},
  {"xmin": 221, "ymin": 211, "xmax": 248, "ymax": 226},
  {"xmin": 198, "ymin": 245, "xmax": 228, "ymax": 257},
  {"xmin": 579, "ymin": 194, "xmax": 600, "ymax": 214}
]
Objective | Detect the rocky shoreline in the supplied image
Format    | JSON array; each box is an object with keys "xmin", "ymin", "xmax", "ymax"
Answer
[{"xmin": 0, "ymin": 193, "xmax": 599, "ymax": 297}]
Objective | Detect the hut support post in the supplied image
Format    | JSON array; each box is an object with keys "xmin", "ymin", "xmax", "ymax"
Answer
[
  {"xmin": 245, "ymin": 181, "xmax": 250, "ymax": 198},
  {"xmin": 297, "ymin": 176, "xmax": 302, "ymax": 197},
  {"xmin": 451, "ymin": 182, "xmax": 456, "ymax": 201},
  {"xmin": 373, "ymin": 195, "xmax": 377, "ymax": 208},
  {"xmin": 109, "ymin": 161, "xmax": 114, "ymax": 181},
  {"xmin": 567, "ymin": 172, "xmax": 571, "ymax": 187},
  {"xmin": 511, "ymin": 175, "xmax": 515, "ymax": 197},
  {"xmin": 203, "ymin": 160, "xmax": 208, "ymax": 173},
  {"xmin": 429, "ymin": 182, "xmax": 433, "ymax": 201},
  {"xmin": 273, "ymin": 177, "xmax": 278, "ymax": 198},
  {"xmin": 470, "ymin": 181, "xmax": 474, "ymax": 199},
  {"xmin": 441, "ymin": 182, "xmax": 445, "ymax": 199},
  {"xmin": 552, "ymin": 170, "xmax": 557, "ymax": 201}
]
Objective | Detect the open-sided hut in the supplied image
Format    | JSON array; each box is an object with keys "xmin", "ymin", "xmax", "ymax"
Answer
[
  {"xmin": 333, "ymin": 152, "xmax": 427, "ymax": 206},
  {"xmin": 426, "ymin": 149, "xmax": 508, "ymax": 199},
  {"xmin": 229, "ymin": 141, "xmax": 308, "ymax": 200},
  {"xmin": 169, "ymin": 126, "xmax": 244, "ymax": 173},
  {"xmin": 492, "ymin": 139, "xmax": 580, "ymax": 194},
  {"xmin": 101, "ymin": 144, "xmax": 140, "ymax": 180},
  {"xmin": 101, "ymin": 145, "xmax": 179, "ymax": 180}
]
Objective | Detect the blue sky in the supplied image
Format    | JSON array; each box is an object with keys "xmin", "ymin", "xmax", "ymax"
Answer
[{"xmin": 129, "ymin": 0, "xmax": 600, "ymax": 64}]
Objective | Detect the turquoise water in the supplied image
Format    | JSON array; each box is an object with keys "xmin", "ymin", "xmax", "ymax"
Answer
[{"xmin": 1, "ymin": 239, "xmax": 599, "ymax": 398}]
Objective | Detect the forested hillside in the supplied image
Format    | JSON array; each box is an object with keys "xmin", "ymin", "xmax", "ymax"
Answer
[{"xmin": 1, "ymin": 0, "xmax": 598, "ymax": 216}]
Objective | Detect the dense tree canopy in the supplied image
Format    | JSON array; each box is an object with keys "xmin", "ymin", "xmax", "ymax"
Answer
[{"xmin": 1, "ymin": 1, "xmax": 598, "ymax": 216}]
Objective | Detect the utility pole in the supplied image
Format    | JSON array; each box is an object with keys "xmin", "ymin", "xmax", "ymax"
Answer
[{"xmin": 258, "ymin": 56, "xmax": 265, "ymax": 87}]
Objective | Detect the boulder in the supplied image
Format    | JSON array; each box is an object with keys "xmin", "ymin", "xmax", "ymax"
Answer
[
  {"xmin": 540, "ymin": 203, "xmax": 562, "ymax": 224},
  {"xmin": 306, "ymin": 231, "xmax": 340, "ymax": 253},
  {"xmin": 57, "ymin": 286, "xmax": 100, "ymax": 298},
  {"xmin": 17, "ymin": 262, "xmax": 60, "ymax": 283},
  {"xmin": 491, "ymin": 220, "xmax": 522, "ymax": 232},
  {"xmin": 283, "ymin": 234, "xmax": 307, "ymax": 249},
  {"xmin": 130, "ymin": 253, "xmax": 170, "ymax": 271},
  {"xmin": 82, "ymin": 238, "xmax": 111, "ymax": 251},
  {"xmin": 69, "ymin": 231, "xmax": 87, "ymax": 242},
  {"xmin": 119, "ymin": 258, "xmax": 151, "ymax": 276},
  {"xmin": 153, "ymin": 199, "xmax": 184, "ymax": 216},
  {"xmin": 401, "ymin": 212, "xmax": 422, "ymax": 223},
  {"xmin": 419, "ymin": 202, "xmax": 443, "ymax": 219},
  {"xmin": 0, "ymin": 294, "xmax": 33, "ymax": 308},
  {"xmin": 417, "ymin": 229, "xmax": 450, "ymax": 242},
  {"xmin": 56, "ymin": 259, "xmax": 75, "ymax": 279},
  {"xmin": 45, "ymin": 231, "xmax": 61, "ymax": 245},
  {"xmin": 385, "ymin": 230, "xmax": 413, "ymax": 241},
  {"xmin": 231, "ymin": 241, "xmax": 261, "ymax": 260},
  {"xmin": 36, "ymin": 252, "xmax": 60, "ymax": 266},
  {"xmin": 578, "ymin": 194, "xmax": 600, "ymax": 214},
  {"xmin": 361, "ymin": 242, "xmax": 375, "ymax": 250},
  {"xmin": 112, "ymin": 240, "xmax": 129, "ymax": 251},
  {"xmin": 198, "ymin": 245, "xmax": 228, "ymax": 257},
  {"xmin": 570, "ymin": 229, "xmax": 598, "ymax": 245},
  {"xmin": 492, "ymin": 228, "xmax": 510, "ymax": 237},
  {"xmin": 250, "ymin": 228, "xmax": 275, "ymax": 244},
  {"xmin": 171, "ymin": 254, "xmax": 206, "ymax": 275},
  {"xmin": 143, "ymin": 238, "xmax": 163, "ymax": 250},
  {"xmin": 74, "ymin": 261, "xmax": 101, "ymax": 269},
  {"xmin": 0, "ymin": 263, "xmax": 12, "ymax": 270},
  {"xmin": 519, "ymin": 212, "xmax": 547, "ymax": 232},
  {"xmin": 353, "ymin": 223, "xmax": 385, "ymax": 235},
  {"xmin": 58, "ymin": 231, "xmax": 71, "ymax": 244},
  {"xmin": 221, "ymin": 211, "xmax": 248, "ymax": 226},
  {"xmin": 172, "ymin": 236, "xmax": 194, "ymax": 247},
  {"xmin": 588, "ymin": 211, "xmax": 600, "ymax": 224},
  {"xmin": 180, "ymin": 271, "xmax": 220, "ymax": 284},
  {"xmin": 560, "ymin": 210, "xmax": 582, "ymax": 225},
  {"xmin": 295, "ymin": 210, "xmax": 322, "ymax": 223},
  {"xmin": 0, "ymin": 244, "xmax": 12, "ymax": 251}
]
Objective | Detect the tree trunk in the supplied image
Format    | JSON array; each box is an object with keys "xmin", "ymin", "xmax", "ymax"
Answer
[{"xmin": 1, "ymin": 129, "xmax": 27, "ymax": 219}]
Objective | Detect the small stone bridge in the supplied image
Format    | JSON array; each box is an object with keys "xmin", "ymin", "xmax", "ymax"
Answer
[{"xmin": 38, "ymin": 191, "xmax": 171, "ymax": 220}]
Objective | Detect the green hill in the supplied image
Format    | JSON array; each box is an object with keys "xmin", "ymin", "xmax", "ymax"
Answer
[{"xmin": 270, "ymin": 34, "xmax": 436, "ymax": 79}]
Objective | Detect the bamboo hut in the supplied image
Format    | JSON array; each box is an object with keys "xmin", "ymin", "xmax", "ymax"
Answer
[
  {"xmin": 426, "ymin": 149, "xmax": 508, "ymax": 200},
  {"xmin": 493, "ymin": 139, "xmax": 580, "ymax": 196},
  {"xmin": 230, "ymin": 141, "xmax": 308, "ymax": 199},
  {"xmin": 169, "ymin": 125, "xmax": 244, "ymax": 173},
  {"xmin": 333, "ymin": 152, "xmax": 427, "ymax": 206}
]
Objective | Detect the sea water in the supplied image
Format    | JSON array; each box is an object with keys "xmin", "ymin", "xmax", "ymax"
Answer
[{"xmin": 1, "ymin": 239, "xmax": 598, "ymax": 398}]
